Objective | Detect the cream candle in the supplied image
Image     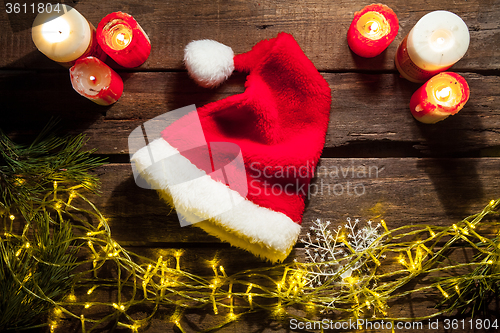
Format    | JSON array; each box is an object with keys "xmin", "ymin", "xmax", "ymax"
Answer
[
  {"xmin": 70, "ymin": 56, "xmax": 123, "ymax": 106},
  {"xmin": 395, "ymin": 11, "xmax": 470, "ymax": 83},
  {"xmin": 31, "ymin": 4, "xmax": 105, "ymax": 67}
]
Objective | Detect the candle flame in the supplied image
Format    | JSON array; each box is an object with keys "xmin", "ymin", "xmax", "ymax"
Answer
[
  {"xmin": 369, "ymin": 21, "xmax": 379, "ymax": 32},
  {"xmin": 107, "ymin": 23, "xmax": 133, "ymax": 50},
  {"xmin": 90, "ymin": 76, "xmax": 96, "ymax": 83},
  {"xmin": 435, "ymin": 86, "xmax": 452, "ymax": 101},
  {"xmin": 41, "ymin": 17, "xmax": 70, "ymax": 43},
  {"xmin": 357, "ymin": 12, "xmax": 389, "ymax": 40}
]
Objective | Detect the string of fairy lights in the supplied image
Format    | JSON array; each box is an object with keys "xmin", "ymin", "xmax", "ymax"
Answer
[{"xmin": 2, "ymin": 180, "xmax": 499, "ymax": 332}]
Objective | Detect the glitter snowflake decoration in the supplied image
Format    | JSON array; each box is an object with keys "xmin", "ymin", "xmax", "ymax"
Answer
[{"xmin": 301, "ymin": 217, "xmax": 383, "ymax": 288}]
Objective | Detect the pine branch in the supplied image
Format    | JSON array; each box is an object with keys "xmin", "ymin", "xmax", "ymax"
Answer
[
  {"xmin": 0, "ymin": 122, "xmax": 106, "ymax": 219},
  {"xmin": 0, "ymin": 122, "xmax": 106, "ymax": 331}
]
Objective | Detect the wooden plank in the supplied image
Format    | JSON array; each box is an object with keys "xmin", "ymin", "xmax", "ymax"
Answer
[
  {"xmin": 83, "ymin": 158, "xmax": 500, "ymax": 246},
  {"xmin": 1, "ymin": 0, "xmax": 499, "ymax": 71},
  {"xmin": 56, "ymin": 247, "xmax": 499, "ymax": 333},
  {"xmin": 2, "ymin": 72, "xmax": 499, "ymax": 156}
]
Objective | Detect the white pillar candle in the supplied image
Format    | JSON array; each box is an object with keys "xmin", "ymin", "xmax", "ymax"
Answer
[
  {"xmin": 395, "ymin": 11, "xmax": 470, "ymax": 83},
  {"xmin": 31, "ymin": 4, "xmax": 104, "ymax": 67}
]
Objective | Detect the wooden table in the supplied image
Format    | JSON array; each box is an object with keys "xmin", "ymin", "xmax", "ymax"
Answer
[{"xmin": 1, "ymin": 0, "xmax": 499, "ymax": 332}]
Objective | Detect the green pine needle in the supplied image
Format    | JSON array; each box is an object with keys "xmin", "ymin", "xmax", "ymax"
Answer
[{"xmin": 0, "ymin": 122, "xmax": 106, "ymax": 331}]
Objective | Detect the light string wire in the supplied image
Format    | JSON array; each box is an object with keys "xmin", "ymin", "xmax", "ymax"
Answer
[{"xmin": 2, "ymin": 182, "xmax": 499, "ymax": 332}]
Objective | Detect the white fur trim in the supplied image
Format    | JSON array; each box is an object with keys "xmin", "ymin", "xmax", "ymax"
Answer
[
  {"xmin": 131, "ymin": 138, "xmax": 300, "ymax": 262},
  {"xmin": 184, "ymin": 39, "xmax": 234, "ymax": 88}
]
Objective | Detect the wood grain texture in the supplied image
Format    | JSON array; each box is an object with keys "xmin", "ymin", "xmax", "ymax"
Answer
[
  {"xmin": 0, "ymin": 0, "xmax": 499, "ymax": 71},
  {"xmin": 1, "ymin": 72, "xmax": 499, "ymax": 156},
  {"xmin": 85, "ymin": 158, "xmax": 500, "ymax": 246},
  {"xmin": 1, "ymin": 0, "xmax": 500, "ymax": 331}
]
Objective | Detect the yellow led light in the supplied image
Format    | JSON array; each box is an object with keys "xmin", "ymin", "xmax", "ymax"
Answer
[
  {"xmin": 175, "ymin": 250, "xmax": 183, "ymax": 270},
  {"xmin": 437, "ymin": 284, "xmax": 449, "ymax": 298},
  {"xmin": 212, "ymin": 297, "xmax": 218, "ymax": 314},
  {"xmin": 380, "ymin": 219, "xmax": 389, "ymax": 233},
  {"xmin": 131, "ymin": 323, "xmax": 140, "ymax": 332},
  {"xmin": 487, "ymin": 260, "xmax": 493, "ymax": 265},
  {"xmin": 344, "ymin": 276, "xmax": 357, "ymax": 285},
  {"xmin": 85, "ymin": 303, "xmax": 91, "ymax": 309},
  {"xmin": 9, "ymin": 215, "xmax": 15, "ymax": 221},
  {"xmin": 87, "ymin": 230, "xmax": 105, "ymax": 236},
  {"xmin": 87, "ymin": 286, "xmax": 97, "ymax": 294},
  {"xmin": 490, "ymin": 200, "xmax": 496, "ymax": 206}
]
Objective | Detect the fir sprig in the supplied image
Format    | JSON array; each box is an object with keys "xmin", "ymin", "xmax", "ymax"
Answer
[
  {"xmin": 0, "ymin": 122, "xmax": 105, "ymax": 219},
  {"xmin": 0, "ymin": 124, "xmax": 105, "ymax": 331},
  {"xmin": 0, "ymin": 213, "xmax": 78, "ymax": 331}
]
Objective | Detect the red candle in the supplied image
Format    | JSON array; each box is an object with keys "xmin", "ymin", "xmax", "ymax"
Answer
[
  {"xmin": 97, "ymin": 12, "xmax": 151, "ymax": 68},
  {"xmin": 410, "ymin": 72, "xmax": 470, "ymax": 124},
  {"xmin": 347, "ymin": 3, "xmax": 399, "ymax": 58},
  {"xmin": 70, "ymin": 56, "xmax": 123, "ymax": 105}
]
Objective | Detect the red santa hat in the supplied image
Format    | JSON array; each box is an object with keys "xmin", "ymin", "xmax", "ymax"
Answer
[{"xmin": 131, "ymin": 33, "xmax": 331, "ymax": 262}]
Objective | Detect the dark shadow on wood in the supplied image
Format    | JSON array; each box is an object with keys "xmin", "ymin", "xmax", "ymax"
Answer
[
  {"xmin": 0, "ymin": 63, "xmax": 110, "ymax": 141},
  {"xmin": 350, "ymin": 45, "xmax": 389, "ymax": 72}
]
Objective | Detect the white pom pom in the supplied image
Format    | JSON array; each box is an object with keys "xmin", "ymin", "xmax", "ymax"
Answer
[{"xmin": 184, "ymin": 39, "xmax": 234, "ymax": 88}]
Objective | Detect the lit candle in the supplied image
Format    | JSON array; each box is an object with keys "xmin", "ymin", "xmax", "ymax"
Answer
[
  {"xmin": 31, "ymin": 4, "xmax": 105, "ymax": 67},
  {"xmin": 70, "ymin": 56, "xmax": 123, "ymax": 106},
  {"xmin": 410, "ymin": 72, "xmax": 470, "ymax": 124},
  {"xmin": 347, "ymin": 3, "xmax": 399, "ymax": 58},
  {"xmin": 395, "ymin": 11, "xmax": 470, "ymax": 83},
  {"xmin": 97, "ymin": 12, "xmax": 151, "ymax": 68}
]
